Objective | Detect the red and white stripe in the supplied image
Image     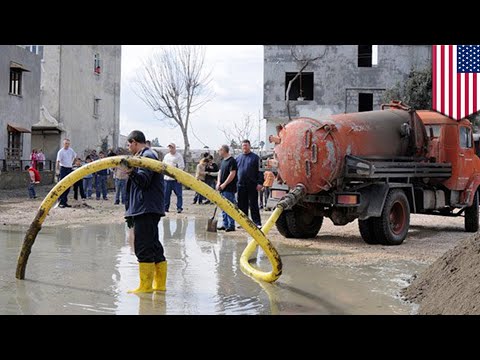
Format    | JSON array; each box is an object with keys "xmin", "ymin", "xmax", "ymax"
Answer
[{"xmin": 432, "ymin": 45, "xmax": 480, "ymax": 120}]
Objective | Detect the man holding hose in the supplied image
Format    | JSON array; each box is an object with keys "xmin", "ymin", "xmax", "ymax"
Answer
[{"xmin": 124, "ymin": 130, "xmax": 167, "ymax": 293}]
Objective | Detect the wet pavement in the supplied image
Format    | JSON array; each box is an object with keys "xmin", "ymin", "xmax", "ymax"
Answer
[{"xmin": 0, "ymin": 218, "xmax": 424, "ymax": 314}]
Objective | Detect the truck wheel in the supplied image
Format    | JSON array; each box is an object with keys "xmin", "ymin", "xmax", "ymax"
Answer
[
  {"xmin": 276, "ymin": 210, "xmax": 294, "ymax": 238},
  {"xmin": 358, "ymin": 218, "xmax": 380, "ymax": 244},
  {"xmin": 285, "ymin": 206, "xmax": 323, "ymax": 238},
  {"xmin": 465, "ymin": 192, "xmax": 479, "ymax": 232},
  {"xmin": 373, "ymin": 189, "xmax": 410, "ymax": 246}
]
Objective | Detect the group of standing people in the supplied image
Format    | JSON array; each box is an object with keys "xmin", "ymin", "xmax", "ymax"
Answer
[
  {"xmin": 189, "ymin": 140, "xmax": 276, "ymax": 231},
  {"xmin": 53, "ymin": 139, "xmax": 128, "ymax": 208},
  {"xmin": 193, "ymin": 153, "xmax": 219, "ymax": 205},
  {"xmin": 215, "ymin": 140, "xmax": 267, "ymax": 232},
  {"xmin": 30, "ymin": 149, "xmax": 45, "ymax": 171}
]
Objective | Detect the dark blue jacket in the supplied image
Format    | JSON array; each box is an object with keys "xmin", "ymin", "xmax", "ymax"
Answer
[
  {"xmin": 236, "ymin": 152, "xmax": 262, "ymax": 187},
  {"xmin": 95, "ymin": 168, "xmax": 108, "ymax": 176},
  {"xmin": 125, "ymin": 148, "xmax": 165, "ymax": 217}
]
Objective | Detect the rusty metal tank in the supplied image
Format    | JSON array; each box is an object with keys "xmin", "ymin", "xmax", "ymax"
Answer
[{"xmin": 271, "ymin": 107, "xmax": 428, "ymax": 194}]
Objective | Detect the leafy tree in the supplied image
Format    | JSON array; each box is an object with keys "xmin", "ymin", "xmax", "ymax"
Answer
[
  {"xmin": 151, "ymin": 137, "xmax": 160, "ymax": 147},
  {"xmin": 383, "ymin": 67, "xmax": 432, "ymax": 110}
]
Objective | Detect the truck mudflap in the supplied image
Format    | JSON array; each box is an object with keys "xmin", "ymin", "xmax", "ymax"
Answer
[{"xmin": 356, "ymin": 183, "xmax": 415, "ymax": 220}]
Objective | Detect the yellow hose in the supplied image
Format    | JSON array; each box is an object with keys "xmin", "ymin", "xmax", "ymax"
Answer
[
  {"xmin": 16, "ymin": 155, "xmax": 282, "ymax": 284},
  {"xmin": 261, "ymin": 207, "xmax": 284, "ymax": 235},
  {"xmin": 239, "ymin": 207, "xmax": 283, "ymax": 280},
  {"xmin": 239, "ymin": 207, "xmax": 284, "ymax": 314}
]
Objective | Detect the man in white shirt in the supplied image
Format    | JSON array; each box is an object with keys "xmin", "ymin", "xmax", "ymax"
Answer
[
  {"xmin": 163, "ymin": 143, "xmax": 185, "ymax": 213},
  {"xmin": 56, "ymin": 138, "xmax": 77, "ymax": 208}
]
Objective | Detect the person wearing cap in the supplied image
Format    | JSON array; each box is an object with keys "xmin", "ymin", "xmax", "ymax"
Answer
[
  {"xmin": 163, "ymin": 143, "xmax": 185, "ymax": 213},
  {"xmin": 124, "ymin": 130, "xmax": 167, "ymax": 293}
]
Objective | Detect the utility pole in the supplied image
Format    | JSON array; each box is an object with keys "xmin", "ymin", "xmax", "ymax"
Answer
[{"xmin": 258, "ymin": 109, "xmax": 261, "ymax": 152}]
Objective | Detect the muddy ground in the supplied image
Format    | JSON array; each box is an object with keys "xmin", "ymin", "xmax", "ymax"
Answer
[{"xmin": 0, "ymin": 185, "xmax": 471, "ymax": 268}]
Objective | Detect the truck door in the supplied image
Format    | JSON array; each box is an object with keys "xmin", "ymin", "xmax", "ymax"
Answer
[{"xmin": 457, "ymin": 126, "xmax": 475, "ymax": 189}]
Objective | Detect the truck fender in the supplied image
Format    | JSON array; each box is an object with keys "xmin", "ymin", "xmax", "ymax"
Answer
[{"xmin": 462, "ymin": 175, "xmax": 480, "ymax": 206}]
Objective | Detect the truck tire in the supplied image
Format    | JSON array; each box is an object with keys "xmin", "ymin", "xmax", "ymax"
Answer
[
  {"xmin": 465, "ymin": 191, "xmax": 479, "ymax": 232},
  {"xmin": 276, "ymin": 210, "xmax": 294, "ymax": 238},
  {"xmin": 358, "ymin": 218, "xmax": 380, "ymax": 244},
  {"xmin": 373, "ymin": 189, "xmax": 410, "ymax": 246},
  {"xmin": 285, "ymin": 206, "xmax": 323, "ymax": 238}
]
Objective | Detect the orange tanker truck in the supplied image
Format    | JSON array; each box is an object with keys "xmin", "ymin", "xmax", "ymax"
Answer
[{"xmin": 268, "ymin": 101, "xmax": 480, "ymax": 245}]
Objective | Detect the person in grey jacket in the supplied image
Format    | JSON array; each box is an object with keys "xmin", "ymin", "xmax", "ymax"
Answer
[{"xmin": 124, "ymin": 130, "xmax": 167, "ymax": 293}]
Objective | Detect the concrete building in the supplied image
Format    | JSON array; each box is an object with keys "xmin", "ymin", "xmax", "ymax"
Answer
[
  {"xmin": 0, "ymin": 45, "xmax": 41, "ymax": 170},
  {"xmin": 264, "ymin": 45, "xmax": 431, "ymax": 149},
  {"xmin": 22, "ymin": 45, "xmax": 121, "ymax": 162}
]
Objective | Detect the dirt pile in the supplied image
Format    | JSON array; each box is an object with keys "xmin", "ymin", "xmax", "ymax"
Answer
[{"xmin": 403, "ymin": 232, "xmax": 480, "ymax": 314}]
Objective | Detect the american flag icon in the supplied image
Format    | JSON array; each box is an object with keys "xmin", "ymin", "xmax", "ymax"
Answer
[{"xmin": 433, "ymin": 45, "xmax": 480, "ymax": 120}]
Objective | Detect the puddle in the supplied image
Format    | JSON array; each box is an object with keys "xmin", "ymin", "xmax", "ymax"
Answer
[{"xmin": 0, "ymin": 219, "xmax": 424, "ymax": 314}]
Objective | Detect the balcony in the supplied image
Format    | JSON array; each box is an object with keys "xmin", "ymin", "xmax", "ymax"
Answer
[{"xmin": 3, "ymin": 147, "xmax": 22, "ymax": 171}]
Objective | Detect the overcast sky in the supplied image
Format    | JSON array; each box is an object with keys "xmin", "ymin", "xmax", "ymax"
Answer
[{"xmin": 120, "ymin": 45, "xmax": 264, "ymax": 149}]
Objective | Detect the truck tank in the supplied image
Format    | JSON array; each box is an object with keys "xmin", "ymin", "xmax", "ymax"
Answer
[{"xmin": 272, "ymin": 106, "xmax": 428, "ymax": 194}]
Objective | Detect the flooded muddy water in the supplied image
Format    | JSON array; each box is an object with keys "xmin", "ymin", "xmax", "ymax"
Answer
[{"xmin": 0, "ymin": 218, "xmax": 424, "ymax": 314}]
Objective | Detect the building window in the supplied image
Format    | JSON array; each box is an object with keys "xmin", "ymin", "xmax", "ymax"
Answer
[
  {"xmin": 358, "ymin": 93, "xmax": 373, "ymax": 112},
  {"xmin": 94, "ymin": 53, "xmax": 102, "ymax": 75},
  {"xmin": 9, "ymin": 69, "xmax": 22, "ymax": 95},
  {"xmin": 93, "ymin": 98, "xmax": 101, "ymax": 117},
  {"xmin": 285, "ymin": 72, "xmax": 314, "ymax": 101},
  {"xmin": 372, "ymin": 45, "xmax": 378, "ymax": 66},
  {"xmin": 25, "ymin": 45, "xmax": 44, "ymax": 59},
  {"xmin": 358, "ymin": 45, "xmax": 378, "ymax": 67},
  {"xmin": 7, "ymin": 130, "xmax": 22, "ymax": 151},
  {"xmin": 459, "ymin": 126, "xmax": 473, "ymax": 148}
]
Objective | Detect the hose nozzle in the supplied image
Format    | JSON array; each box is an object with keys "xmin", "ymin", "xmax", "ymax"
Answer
[{"xmin": 277, "ymin": 184, "xmax": 306, "ymax": 210}]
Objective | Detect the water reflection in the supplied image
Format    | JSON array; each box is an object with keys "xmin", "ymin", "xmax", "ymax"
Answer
[{"xmin": 0, "ymin": 221, "xmax": 421, "ymax": 315}]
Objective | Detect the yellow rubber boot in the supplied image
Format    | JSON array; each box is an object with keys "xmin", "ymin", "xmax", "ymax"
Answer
[
  {"xmin": 152, "ymin": 261, "xmax": 167, "ymax": 291},
  {"xmin": 128, "ymin": 262, "xmax": 155, "ymax": 293}
]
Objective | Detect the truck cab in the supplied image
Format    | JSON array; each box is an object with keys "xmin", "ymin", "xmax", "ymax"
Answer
[{"xmin": 418, "ymin": 111, "xmax": 480, "ymax": 205}]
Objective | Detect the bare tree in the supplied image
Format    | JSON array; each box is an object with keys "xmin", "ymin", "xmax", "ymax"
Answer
[
  {"xmin": 134, "ymin": 45, "xmax": 212, "ymax": 161},
  {"xmin": 220, "ymin": 114, "xmax": 256, "ymax": 149},
  {"xmin": 286, "ymin": 46, "xmax": 328, "ymax": 121}
]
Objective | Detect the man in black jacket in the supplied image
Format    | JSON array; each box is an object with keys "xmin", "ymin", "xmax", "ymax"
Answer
[
  {"xmin": 124, "ymin": 130, "xmax": 167, "ymax": 293},
  {"xmin": 236, "ymin": 140, "xmax": 263, "ymax": 227}
]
